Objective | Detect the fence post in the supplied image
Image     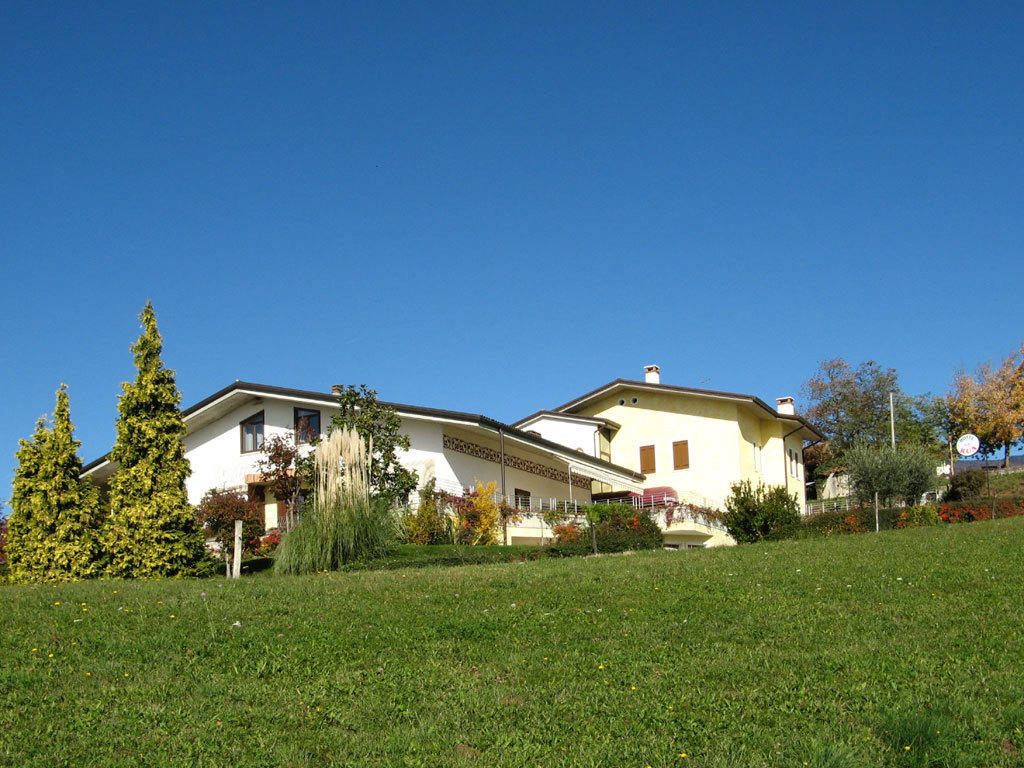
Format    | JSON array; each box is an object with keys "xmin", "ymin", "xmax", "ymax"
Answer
[{"xmin": 232, "ymin": 519, "xmax": 243, "ymax": 579}]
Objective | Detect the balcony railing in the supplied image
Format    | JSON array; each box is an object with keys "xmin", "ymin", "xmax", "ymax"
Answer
[{"xmin": 421, "ymin": 480, "xmax": 728, "ymax": 532}]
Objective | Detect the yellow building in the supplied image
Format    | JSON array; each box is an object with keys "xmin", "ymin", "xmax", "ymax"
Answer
[{"xmin": 515, "ymin": 365, "xmax": 823, "ymax": 547}]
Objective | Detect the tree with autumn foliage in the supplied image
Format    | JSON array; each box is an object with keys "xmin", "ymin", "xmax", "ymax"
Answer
[
  {"xmin": 802, "ymin": 358, "xmax": 945, "ymax": 476},
  {"xmin": 6, "ymin": 385, "xmax": 103, "ymax": 582},
  {"xmin": 947, "ymin": 344, "xmax": 1024, "ymax": 468},
  {"xmin": 103, "ymin": 302, "xmax": 204, "ymax": 577},
  {"xmin": 196, "ymin": 488, "xmax": 265, "ymax": 576},
  {"xmin": 255, "ymin": 434, "xmax": 308, "ymax": 531}
]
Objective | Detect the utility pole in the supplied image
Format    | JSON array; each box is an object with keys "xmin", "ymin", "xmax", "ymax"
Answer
[{"xmin": 889, "ymin": 391, "xmax": 896, "ymax": 448}]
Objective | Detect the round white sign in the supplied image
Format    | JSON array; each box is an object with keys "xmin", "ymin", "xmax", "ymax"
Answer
[{"xmin": 956, "ymin": 434, "xmax": 980, "ymax": 457}]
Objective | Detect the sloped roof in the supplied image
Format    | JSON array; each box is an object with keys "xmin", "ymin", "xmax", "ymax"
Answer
[
  {"xmin": 82, "ymin": 381, "xmax": 644, "ymax": 481},
  {"xmin": 548, "ymin": 378, "xmax": 824, "ymax": 440}
]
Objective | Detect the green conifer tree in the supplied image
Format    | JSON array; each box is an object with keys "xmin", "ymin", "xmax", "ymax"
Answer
[
  {"xmin": 7, "ymin": 385, "xmax": 102, "ymax": 582},
  {"xmin": 104, "ymin": 302, "xmax": 203, "ymax": 577},
  {"xmin": 7, "ymin": 417, "xmax": 51, "ymax": 581}
]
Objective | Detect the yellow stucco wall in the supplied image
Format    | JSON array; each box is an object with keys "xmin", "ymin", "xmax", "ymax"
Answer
[{"xmin": 574, "ymin": 387, "xmax": 807, "ymax": 511}]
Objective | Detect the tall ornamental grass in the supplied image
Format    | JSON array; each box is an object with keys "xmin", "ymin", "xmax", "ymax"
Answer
[{"xmin": 275, "ymin": 427, "xmax": 398, "ymax": 574}]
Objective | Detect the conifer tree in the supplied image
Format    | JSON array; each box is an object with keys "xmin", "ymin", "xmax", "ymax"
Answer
[
  {"xmin": 7, "ymin": 417, "xmax": 51, "ymax": 580},
  {"xmin": 7, "ymin": 385, "xmax": 102, "ymax": 582},
  {"xmin": 104, "ymin": 302, "xmax": 203, "ymax": 577}
]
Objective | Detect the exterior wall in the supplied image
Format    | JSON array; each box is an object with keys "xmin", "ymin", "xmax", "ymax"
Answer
[
  {"xmin": 183, "ymin": 399, "xmax": 317, "ymax": 505},
  {"xmin": 515, "ymin": 416, "xmax": 599, "ymax": 457},
  {"xmin": 571, "ymin": 387, "xmax": 807, "ymax": 513},
  {"xmin": 576, "ymin": 390, "xmax": 744, "ymax": 508},
  {"xmin": 179, "ymin": 397, "xmax": 600, "ymax": 535}
]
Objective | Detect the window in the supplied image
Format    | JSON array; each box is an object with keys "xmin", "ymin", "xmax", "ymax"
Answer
[
  {"xmin": 294, "ymin": 407, "xmax": 321, "ymax": 444},
  {"xmin": 639, "ymin": 445, "xmax": 656, "ymax": 474},
  {"xmin": 753, "ymin": 442, "xmax": 762, "ymax": 472},
  {"xmin": 672, "ymin": 440, "xmax": 690, "ymax": 470},
  {"xmin": 240, "ymin": 411, "xmax": 264, "ymax": 453},
  {"xmin": 514, "ymin": 488, "xmax": 531, "ymax": 509}
]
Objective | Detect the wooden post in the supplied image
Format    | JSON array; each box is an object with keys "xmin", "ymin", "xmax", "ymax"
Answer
[
  {"xmin": 232, "ymin": 519, "xmax": 243, "ymax": 579},
  {"xmin": 874, "ymin": 492, "xmax": 880, "ymax": 533}
]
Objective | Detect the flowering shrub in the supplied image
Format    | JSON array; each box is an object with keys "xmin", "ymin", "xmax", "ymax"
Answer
[
  {"xmin": 938, "ymin": 500, "xmax": 1024, "ymax": 523},
  {"xmin": 896, "ymin": 506, "xmax": 943, "ymax": 529},
  {"xmin": 195, "ymin": 489, "xmax": 265, "ymax": 555},
  {"xmin": 552, "ymin": 522, "xmax": 582, "ymax": 543},
  {"xmin": 590, "ymin": 506, "xmax": 663, "ymax": 552},
  {"xmin": 253, "ymin": 529, "xmax": 282, "ymax": 557},
  {"xmin": 446, "ymin": 482, "xmax": 519, "ymax": 545},
  {"xmin": 841, "ymin": 514, "xmax": 867, "ymax": 534},
  {"xmin": 0, "ymin": 516, "xmax": 7, "ymax": 580}
]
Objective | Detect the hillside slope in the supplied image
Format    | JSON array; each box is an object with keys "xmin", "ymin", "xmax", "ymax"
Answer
[{"xmin": 2, "ymin": 519, "xmax": 1023, "ymax": 767}]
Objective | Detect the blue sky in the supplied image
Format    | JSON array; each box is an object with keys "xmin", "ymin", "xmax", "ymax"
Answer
[{"xmin": 2, "ymin": 1, "xmax": 1023, "ymax": 497}]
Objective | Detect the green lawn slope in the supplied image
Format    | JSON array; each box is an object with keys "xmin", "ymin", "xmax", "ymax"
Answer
[{"xmin": 2, "ymin": 519, "xmax": 1023, "ymax": 767}]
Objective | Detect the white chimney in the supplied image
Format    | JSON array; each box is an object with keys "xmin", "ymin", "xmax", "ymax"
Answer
[
  {"xmin": 776, "ymin": 396, "xmax": 795, "ymax": 415},
  {"xmin": 644, "ymin": 364, "xmax": 661, "ymax": 384}
]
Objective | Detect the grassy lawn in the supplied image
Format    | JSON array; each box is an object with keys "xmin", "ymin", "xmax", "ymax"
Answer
[{"xmin": 2, "ymin": 521, "xmax": 1024, "ymax": 767}]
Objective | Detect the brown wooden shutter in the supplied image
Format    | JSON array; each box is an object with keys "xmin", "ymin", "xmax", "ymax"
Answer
[
  {"xmin": 673, "ymin": 440, "xmax": 690, "ymax": 470},
  {"xmin": 639, "ymin": 445, "xmax": 656, "ymax": 474}
]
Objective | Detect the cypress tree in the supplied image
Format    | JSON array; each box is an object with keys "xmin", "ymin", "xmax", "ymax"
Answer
[
  {"xmin": 104, "ymin": 302, "xmax": 203, "ymax": 577},
  {"xmin": 7, "ymin": 386, "xmax": 102, "ymax": 582}
]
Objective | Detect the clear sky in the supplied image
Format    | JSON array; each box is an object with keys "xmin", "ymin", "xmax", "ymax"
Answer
[{"xmin": 2, "ymin": 2, "xmax": 1022, "ymax": 497}]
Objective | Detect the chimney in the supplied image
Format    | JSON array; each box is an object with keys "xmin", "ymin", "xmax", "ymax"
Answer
[
  {"xmin": 331, "ymin": 384, "xmax": 343, "ymax": 396},
  {"xmin": 644, "ymin": 364, "xmax": 661, "ymax": 384},
  {"xmin": 776, "ymin": 396, "xmax": 795, "ymax": 416}
]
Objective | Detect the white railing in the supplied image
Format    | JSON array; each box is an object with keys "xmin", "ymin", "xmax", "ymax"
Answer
[
  {"xmin": 416, "ymin": 482, "xmax": 728, "ymax": 533},
  {"xmin": 805, "ymin": 497, "xmax": 855, "ymax": 515}
]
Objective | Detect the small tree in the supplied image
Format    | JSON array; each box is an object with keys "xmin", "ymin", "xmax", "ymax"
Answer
[
  {"xmin": 402, "ymin": 479, "xmax": 454, "ymax": 545},
  {"xmin": 6, "ymin": 386, "xmax": 102, "ymax": 582},
  {"xmin": 721, "ymin": 481, "xmax": 800, "ymax": 543},
  {"xmin": 104, "ymin": 302, "xmax": 204, "ymax": 577},
  {"xmin": 330, "ymin": 385, "xmax": 417, "ymax": 506},
  {"xmin": 196, "ymin": 489, "xmax": 265, "ymax": 575},
  {"xmin": 448, "ymin": 482, "xmax": 502, "ymax": 545},
  {"xmin": 256, "ymin": 434, "xmax": 307, "ymax": 532},
  {"xmin": 845, "ymin": 443, "xmax": 936, "ymax": 508}
]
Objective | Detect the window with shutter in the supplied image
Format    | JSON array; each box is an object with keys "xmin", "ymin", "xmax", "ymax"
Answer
[
  {"xmin": 639, "ymin": 445, "xmax": 656, "ymax": 474},
  {"xmin": 672, "ymin": 440, "xmax": 690, "ymax": 470}
]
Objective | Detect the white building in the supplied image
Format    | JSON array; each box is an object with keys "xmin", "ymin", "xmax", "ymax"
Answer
[{"xmin": 82, "ymin": 381, "xmax": 645, "ymax": 545}]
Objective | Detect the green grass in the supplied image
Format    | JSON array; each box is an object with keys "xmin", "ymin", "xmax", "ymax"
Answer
[{"xmin": 3, "ymin": 520, "xmax": 1024, "ymax": 767}]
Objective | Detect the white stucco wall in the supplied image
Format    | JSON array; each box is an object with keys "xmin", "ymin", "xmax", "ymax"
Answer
[
  {"xmin": 515, "ymin": 416, "xmax": 600, "ymax": 457},
  {"xmin": 178, "ymin": 395, "xmax": 608, "ymax": 533},
  {"xmin": 183, "ymin": 398, "xmax": 317, "ymax": 505}
]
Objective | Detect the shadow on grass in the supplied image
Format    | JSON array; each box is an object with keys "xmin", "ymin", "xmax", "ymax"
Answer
[{"xmin": 876, "ymin": 707, "xmax": 962, "ymax": 768}]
